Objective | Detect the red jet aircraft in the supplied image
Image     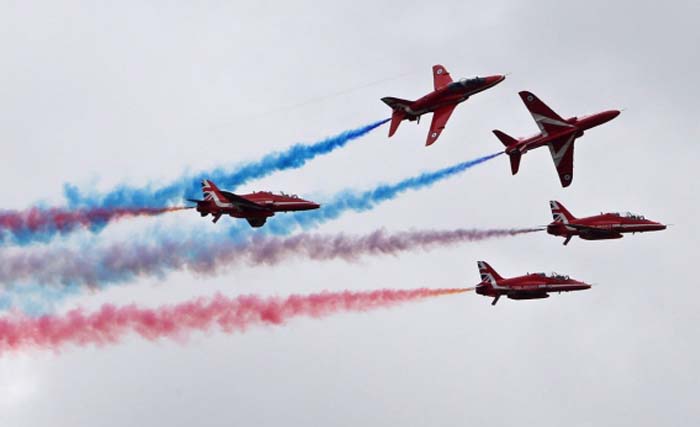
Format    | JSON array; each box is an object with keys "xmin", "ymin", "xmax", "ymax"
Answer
[
  {"xmin": 188, "ymin": 180, "xmax": 320, "ymax": 228},
  {"xmin": 382, "ymin": 64, "xmax": 505, "ymax": 146},
  {"xmin": 475, "ymin": 261, "xmax": 591, "ymax": 306},
  {"xmin": 547, "ymin": 200, "xmax": 667, "ymax": 245},
  {"xmin": 492, "ymin": 91, "xmax": 620, "ymax": 187}
]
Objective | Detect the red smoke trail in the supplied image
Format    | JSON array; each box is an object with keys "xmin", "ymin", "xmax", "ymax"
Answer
[
  {"xmin": 0, "ymin": 288, "xmax": 469, "ymax": 352},
  {"xmin": 0, "ymin": 207, "xmax": 187, "ymax": 239},
  {"xmin": 0, "ymin": 228, "xmax": 541, "ymax": 287}
]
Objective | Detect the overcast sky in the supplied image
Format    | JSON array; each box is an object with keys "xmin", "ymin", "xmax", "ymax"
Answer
[{"xmin": 1, "ymin": 1, "xmax": 699, "ymax": 426}]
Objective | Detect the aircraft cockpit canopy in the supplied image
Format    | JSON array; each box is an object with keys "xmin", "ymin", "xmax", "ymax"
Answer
[
  {"xmin": 610, "ymin": 211, "xmax": 646, "ymax": 220},
  {"xmin": 456, "ymin": 76, "xmax": 485, "ymax": 87},
  {"xmin": 535, "ymin": 272, "xmax": 570, "ymax": 280},
  {"xmin": 275, "ymin": 191, "xmax": 300, "ymax": 199}
]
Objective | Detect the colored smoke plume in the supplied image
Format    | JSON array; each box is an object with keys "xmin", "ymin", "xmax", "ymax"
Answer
[
  {"xmin": 0, "ymin": 207, "xmax": 187, "ymax": 244},
  {"xmin": 266, "ymin": 151, "xmax": 503, "ymax": 233},
  {"xmin": 0, "ymin": 228, "xmax": 538, "ymax": 288},
  {"xmin": 0, "ymin": 287, "xmax": 469, "ymax": 352},
  {"xmin": 64, "ymin": 119, "xmax": 390, "ymax": 209},
  {"xmin": 4, "ymin": 119, "xmax": 387, "ymax": 244},
  {"xmin": 243, "ymin": 227, "xmax": 539, "ymax": 264},
  {"xmin": 0, "ymin": 151, "xmax": 505, "ymax": 312}
]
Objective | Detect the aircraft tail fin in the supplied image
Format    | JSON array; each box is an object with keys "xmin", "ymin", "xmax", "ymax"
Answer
[
  {"xmin": 550, "ymin": 200, "xmax": 576, "ymax": 223},
  {"xmin": 477, "ymin": 261, "xmax": 503, "ymax": 285},
  {"xmin": 493, "ymin": 130, "xmax": 521, "ymax": 175},
  {"xmin": 201, "ymin": 179, "xmax": 225, "ymax": 204},
  {"xmin": 382, "ymin": 97, "xmax": 413, "ymax": 137}
]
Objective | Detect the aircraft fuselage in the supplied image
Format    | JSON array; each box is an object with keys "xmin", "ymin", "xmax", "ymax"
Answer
[
  {"xmin": 195, "ymin": 191, "xmax": 320, "ymax": 220},
  {"xmin": 505, "ymin": 109, "xmax": 620, "ymax": 156},
  {"xmin": 547, "ymin": 214, "xmax": 666, "ymax": 240},
  {"xmin": 402, "ymin": 75, "xmax": 505, "ymax": 119}
]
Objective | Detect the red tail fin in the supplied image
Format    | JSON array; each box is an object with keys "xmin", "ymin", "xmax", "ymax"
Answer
[
  {"xmin": 381, "ymin": 97, "xmax": 413, "ymax": 137},
  {"xmin": 549, "ymin": 200, "xmax": 576, "ymax": 223},
  {"xmin": 493, "ymin": 129, "xmax": 522, "ymax": 174},
  {"xmin": 201, "ymin": 179, "xmax": 226, "ymax": 204},
  {"xmin": 477, "ymin": 261, "xmax": 503, "ymax": 284}
]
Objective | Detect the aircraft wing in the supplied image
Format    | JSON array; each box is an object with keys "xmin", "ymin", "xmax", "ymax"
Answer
[
  {"xmin": 519, "ymin": 91, "xmax": 575, "ymax": 136},
  {"xmin": 432, "ymin": 64, "xmax": 453, "ymax": 90},
  {"xmin": 425, "ymin": 104, "xmax": 457, "ymax": 146},
  {"xmin": 220, "ymin": 191, "xmax": 269, "ymax": 211},
  {"xmin": 547, "ymin": 133, "xmax": 576, "ymax": 187}
]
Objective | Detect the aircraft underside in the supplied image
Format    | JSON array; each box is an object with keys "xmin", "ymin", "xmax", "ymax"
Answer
[
  {"xmin": 579, "ymin": 232, "xmax": 623, "ymax": 240},
  {"xmin": 490, "ymin": 291, "xmax": 550, "ymax": 305},
  {"xmin": 507, "ymin": 291, "xmax": 549, "ymax": 300}
]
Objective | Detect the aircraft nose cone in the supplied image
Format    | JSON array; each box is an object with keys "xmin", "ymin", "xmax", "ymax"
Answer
[
  {"xmin": 607, "ymin": 110, "xmax": 621, "ymax": 120},
  {"xmin": 575, "ymin": 282, "xmax": 592, "ymax": 290},
  {"xmin": 487, "ymin": 74, "xmax": 506, "ymax": 86}
]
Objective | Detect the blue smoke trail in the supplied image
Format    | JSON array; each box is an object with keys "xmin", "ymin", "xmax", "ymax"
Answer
[
  {"xmin": 264, "ymin": 151, "xmax": 503, "ymax": 234},
  {"xmin": 64, "ymin": 118, "xmax": 390, "ymax": 209},
  {"xmin": 0, "ymin": 283, "xmax": 81, "ymax": 317},
  {"xmin": 2, "ymin": 151, "xmax": 501, "ymax": 314}
]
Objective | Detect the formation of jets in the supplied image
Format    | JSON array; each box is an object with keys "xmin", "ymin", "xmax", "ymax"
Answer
[{"xmin": 186, "ymin": 64, "xmax": 666, "ymax": 306}]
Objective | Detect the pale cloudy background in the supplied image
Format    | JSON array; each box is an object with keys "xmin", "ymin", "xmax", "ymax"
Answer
[{"xmin": 1, "ymin": 1, "xmax": 699, "ymax": 426}]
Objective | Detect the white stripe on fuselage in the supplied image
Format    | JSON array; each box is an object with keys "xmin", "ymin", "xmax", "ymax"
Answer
[
  {"xmin": 543, "ymin": 283, "xmax": 580, "ymax": 289},
  {"xmin": 566, "ymin": 223, "xmax": 650, "ymax": 231}
]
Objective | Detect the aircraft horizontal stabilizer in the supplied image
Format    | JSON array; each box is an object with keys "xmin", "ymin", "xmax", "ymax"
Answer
[{"xmin": 381, "ymin": 97, "xmax": 413, "ymax": 111}]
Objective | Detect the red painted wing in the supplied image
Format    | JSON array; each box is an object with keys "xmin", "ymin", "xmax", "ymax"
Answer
[
  {"xmin": 547, "ymin": 134, "xmax": 576, "ymax": 187},
  {"xmin": 519, "ymin": 91, "xmax": 575, "ymax": 135},
  {"xmin": 426, "ymin": 104, "xmax": 456, "ymax": 146},
  {"xmin": 432, "ymin": 64, "xmax": 453, "ymax": 90}
]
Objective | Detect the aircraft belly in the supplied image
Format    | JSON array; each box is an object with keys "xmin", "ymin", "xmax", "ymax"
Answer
[
  {"xmin": 229, "ymin": 209, "xmax": 273, "ymax": 219},
  {"xmin": 507, "ymin": 292, "xmax": 549, "ymax": 300},
  {"xmin": 580, "ymin": 231, "xmax": 623, "ymax": 240},
  {"xmin": 507, "ymin": 290, "xmax": 549, "ymax": 300}
]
